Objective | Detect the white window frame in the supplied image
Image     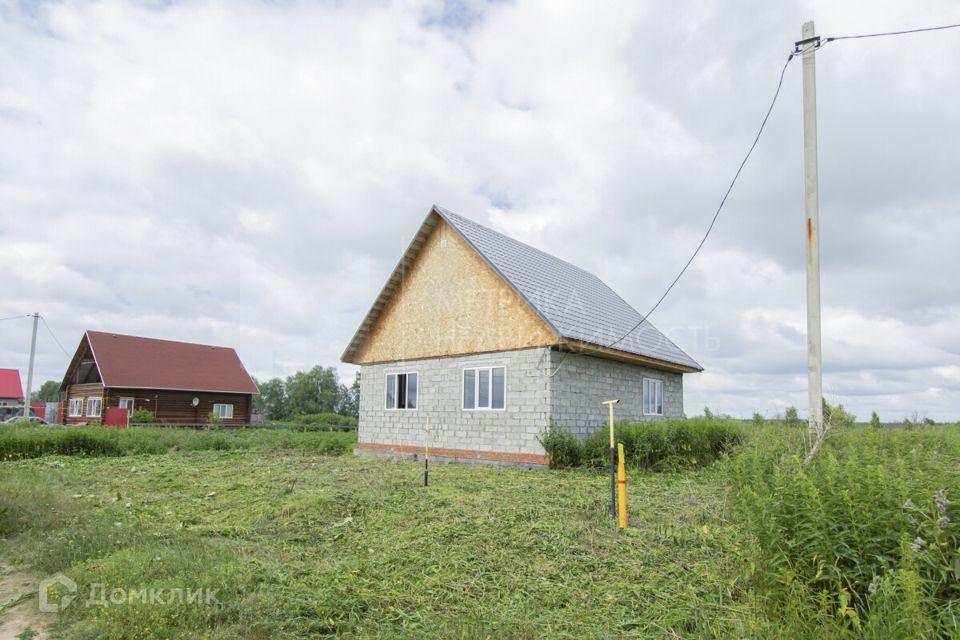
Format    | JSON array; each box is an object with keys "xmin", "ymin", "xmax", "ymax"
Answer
[
  {"xmin": 86, "ymin": 397, "xmax": 102, "ymax": 418},
  {"xmin": 384, "ymin": 371, "xmax": 418, "ymax": 411},
  {"xmin": 212, "ymin": 403, "xmax": 234, "ymax": 419},
  {"xmin": 643, "ymin": 378, "xmax": 663, "ymax": 416},
  {"xmin": 68, "ymin": 398, "xmax": 83, "ymax": 417},
  {"xmin": 119, "ymin": 397, "xmax": 135, "ymax": 412},
  {"xmin": 462, "ymin": 366, "xmax": 506, "ymax": 411}
]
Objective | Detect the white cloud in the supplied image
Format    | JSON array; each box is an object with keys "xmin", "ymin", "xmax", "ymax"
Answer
[{"xmin": 1, "ymin": 0, "xmax": 958, "ymax": 421}]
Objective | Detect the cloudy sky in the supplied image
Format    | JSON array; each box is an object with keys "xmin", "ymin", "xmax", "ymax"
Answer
[{"xmin": 1, "ymin": 0, "xmax": 958, "ymax": 421}]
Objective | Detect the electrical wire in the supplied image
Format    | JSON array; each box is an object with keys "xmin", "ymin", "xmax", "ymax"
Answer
[
  {"xmin": 39, "ymin": 315, "xmax": 71, "ymax": 357},
  {"xmin": 605, "ymin": 50, "xmax": 797, "ymax": 351},
  {"xmin": 824, "ymin": 22, "xmax": 960, "ymax": 43},
  {"xmin": 0, "ymin": 314, "xmax": 33, "ymax": 322},
  {"xmin": 601, "ymin": 20, "xmax": 960, "ymax": 355}
]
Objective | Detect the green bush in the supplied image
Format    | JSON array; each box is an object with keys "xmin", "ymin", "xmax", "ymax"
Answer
[
  {"xmin": 823, "ymin": 399, "xmax": 856, "ymax": 429},
  {"xmin": 289, "ymin": 412, "xmax": 358, "ymax": 428},
  {"xmin": 539, "ymin": 418, "xmax": 744, "ymax": 471},
  {"xmin": 728, "ymin": 423, "xmax": 960, "ymax": 635},
  {"xmin": 585, "ymin": 417, "xmax": 744, "ymax": 470},
  {"xmin": 538, "ymin": 420, "xmax": 581, "ymax": 469},
  {"xmin": 785, "ymin": 406, "xmax": 801, "ymax": 427},
  {"xmin": 0, "ymin": 424, "xmax": 356, "ymax": 460},
  {"xmin": 129, "ymin": 408, "xmax": 155, "ymax": 424}
]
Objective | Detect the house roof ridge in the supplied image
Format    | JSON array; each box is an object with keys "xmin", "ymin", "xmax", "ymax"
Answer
[
  {"xmin": 431, "ymin": 205, "xmax": 601, "ymax": 278},
  {"xmin": 433, "ymin": 206, "xmax": 702, "ymax": 371},
  {"xmin": 85, "ymin": 329, "xmax": 238, "ymax": 353}
]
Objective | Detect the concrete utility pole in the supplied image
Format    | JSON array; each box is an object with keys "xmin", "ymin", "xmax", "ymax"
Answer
[
  {"xmin": 800, "ymin": 20, "xmax": 824, "ymax": 435},
  {"xmin": 24, "ymin": 312, "xmax": 39, "ymax": 417}
]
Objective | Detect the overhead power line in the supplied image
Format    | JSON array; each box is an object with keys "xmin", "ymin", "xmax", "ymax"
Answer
[
  {"xmin": 39, "ymin": 315, "xmax": 71, "ymax": 358},
  {"xmin": 824, "ymin": 22, "xmax": 960, "ymax": 43},
  {"xmin": 605, "ymin": 19, "xmax": 960, "ymax": 352},
  {"xmin": 605, "ymin": 50, "xmax": 797, "ymax": 351},
  {"xmin": 0, "ymin": 314, "xmax": 33, "ymax": 322}
]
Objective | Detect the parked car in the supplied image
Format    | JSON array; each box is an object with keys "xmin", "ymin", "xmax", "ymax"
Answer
[
  {"xmin": 2, "ymin": 415, "xmax": 47, "ymax": 425},
  {"xmin": 0, "ymin": 406, "xmax": 39, "ymax": 421}
]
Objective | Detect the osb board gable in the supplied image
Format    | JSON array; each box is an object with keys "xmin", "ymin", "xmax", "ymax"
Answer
[{"xmin": 351, "ymin": 218, "xmax": 559, "ymax": 364}]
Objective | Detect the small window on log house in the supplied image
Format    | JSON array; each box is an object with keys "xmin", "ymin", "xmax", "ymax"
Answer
[{"xmin": 213, "ymin": 404, "xmax": 234, "ymax": 419}]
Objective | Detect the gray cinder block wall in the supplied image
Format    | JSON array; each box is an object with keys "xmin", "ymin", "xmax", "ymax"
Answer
[
  {"xmin": 357, "ymin": 347, "xmax": 685, "ymax": 457},
  {"xmin": 358, "ymin": 348, "xmax": 551, "ymax": 456},
  {"xmin": 548, "ymin": 350, "xmax": 683, "ymax": 439}
]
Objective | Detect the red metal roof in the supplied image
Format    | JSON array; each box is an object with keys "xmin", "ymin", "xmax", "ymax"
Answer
[
  {"xmin": 86, "ymin": 331, "xmax": 259, "ymax": 394},
  {"xmin": 0, "ymin": 368, "xmax": 23, "ymax": 400}
]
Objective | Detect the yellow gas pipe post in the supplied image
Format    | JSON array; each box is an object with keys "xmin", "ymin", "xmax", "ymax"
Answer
[
  {"xmin": 424, "ymin": 416, "xmax": 430, "ymax": 487},
  {"xmin": 617, "ymin": 443, "xmax": 627, "ymax": 529},
  {"xmin": 602, "ymin": 399, "xmax": 620, "ymax": 521}
]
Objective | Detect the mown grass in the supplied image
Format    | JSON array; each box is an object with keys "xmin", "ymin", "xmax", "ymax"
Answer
[
  {"xmin": 1, "ymin": 451, "xmax": 763, "ymax": 638},
  {"xmin": 0, "ymin": 424, "xmax": 356, "ymax": 461},
  {"xmin": 2, "ymin": 420, "xmax": 958, "ymax": 638}
]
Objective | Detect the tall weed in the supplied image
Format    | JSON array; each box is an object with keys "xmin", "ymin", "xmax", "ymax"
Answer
[
  {"xmin": 728, "ymin": 423, "xmax": 960, "ymax": 636},
  {"xmin": 540, "ymin": 418, "xmax": 744, "ymax": 470}
]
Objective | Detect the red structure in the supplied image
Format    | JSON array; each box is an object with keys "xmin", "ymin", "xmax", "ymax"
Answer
[
  {"xmin": 102, "ymin": 407, "xmax": 129, "ymax": 429},
  {"xmin": 0, "ymin": 368, "xmax": 24, "ymax": 406},
  {"xmin": 60, "ymin": 331, "xmax": 259, "ymax": 426}
]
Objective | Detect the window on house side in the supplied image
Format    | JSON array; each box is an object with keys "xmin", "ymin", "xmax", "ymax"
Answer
[
  {"xmin": 69, "ymin": 398, "xmax": 83, "ymax": 417},
  {"xmin": 385, "ymin": 372, "xmax": 418, "ymax": 410},
  {"xmin": 491, "ymin": 367, "xmax": 505, "ymax": 410},
  {"xmin": 386, "ymin": 374, "xmax": 396, "ymax": 409},
  {"xmin": 643, "ymin": 378, "xmax": 663, "ymax": 416},
  {"xmin": 463, "ymin": 367, "xmax": 505, "ymax": 410},
  {"xmin": 86, "ymin": 397, "xmax": 102, "ymax": 418},
  {"xmin": 463, "ymin": 369, "xmax": 475, "ymax": 409},
  {"xmin": 478, "ymin": 370, "xmax": 489, "ymax": 407},
  {"xmin": 213, "ymin": 403, "xmax": 234, "ymax": 419},
  {"xmin": 119, "ymin": 398, "xmax": 135, "ymax": 412}
]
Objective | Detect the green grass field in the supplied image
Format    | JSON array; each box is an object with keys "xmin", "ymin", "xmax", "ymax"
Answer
[{"xmin": 1, "ymin": 422, "xmax": 957, "ymax": 638}]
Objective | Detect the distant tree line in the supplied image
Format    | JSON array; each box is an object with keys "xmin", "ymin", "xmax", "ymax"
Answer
[
  {"xmin": 253, "ymin": 366, "xmax": 359, "ymax": 420},
  {"xmin": 31, "ymin": 381, "xmax": 61, "ymax": 402}
]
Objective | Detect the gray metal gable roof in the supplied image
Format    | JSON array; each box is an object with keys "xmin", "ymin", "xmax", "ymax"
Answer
[{"xmin": 434, "ymin": 206, "xmax": 702, "ymax": 371}]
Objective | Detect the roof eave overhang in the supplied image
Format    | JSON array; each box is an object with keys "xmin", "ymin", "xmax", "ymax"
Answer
[
  {"xmin": 104, "ymin": 385, "xmax": 260, "ymax": 395},
  {"xmin": 340, "ymin": 210, "xmax": 443, "ymax": 364},
  {"xmin": 559, "ymin": 339, "xmax": 703, "ymax": 374}
]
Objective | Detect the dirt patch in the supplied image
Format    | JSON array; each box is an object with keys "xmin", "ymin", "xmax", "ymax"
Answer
[{"xmin": 0, "ymin": 565, "xmax": 57, "ymax": 640}]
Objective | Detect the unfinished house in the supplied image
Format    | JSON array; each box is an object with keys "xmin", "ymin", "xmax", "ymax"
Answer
[{"xmin": 342, "ymin": 206, "xmax": 702, "ymax": 467}]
